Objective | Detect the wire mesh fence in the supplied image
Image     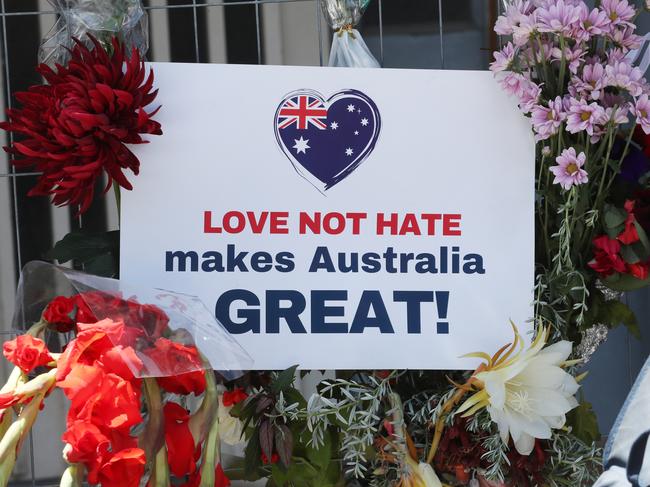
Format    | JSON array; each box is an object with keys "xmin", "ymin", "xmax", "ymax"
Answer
[{"xmin": 0, "ymin": 1, "xmax": 496, "ymax": 484}]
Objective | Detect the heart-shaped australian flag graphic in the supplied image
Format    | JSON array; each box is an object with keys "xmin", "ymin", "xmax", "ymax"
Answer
[{"xmin": 274, "ymin": 89, "xmax": 381, "ymax": 192}]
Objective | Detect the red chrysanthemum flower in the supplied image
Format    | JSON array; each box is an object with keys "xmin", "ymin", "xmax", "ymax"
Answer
[{"xmin": 0, "ymin": 35, "xmax": 162, "ymax": 213}]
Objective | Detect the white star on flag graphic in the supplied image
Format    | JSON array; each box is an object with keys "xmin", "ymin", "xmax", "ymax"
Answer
[{"xmin": 293, "ymin": 136, "xmax": 310, "ymax": 154}]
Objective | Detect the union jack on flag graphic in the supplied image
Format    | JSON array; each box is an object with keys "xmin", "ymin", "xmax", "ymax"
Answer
[{"xmin": 277, "ymin": 95, "xmax": 328, "ymax": 130}]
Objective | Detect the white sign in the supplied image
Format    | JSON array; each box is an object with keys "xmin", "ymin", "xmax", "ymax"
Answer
[{"xmin": 121, "ymin": 63, "xmax": 535, "ymax": 370}]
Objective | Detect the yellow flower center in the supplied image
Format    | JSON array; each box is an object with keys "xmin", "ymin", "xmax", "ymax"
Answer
[
  {"xmin": 610, "ymin": 12, "xmax": 618, "ymax": 21},
  {"xmin": 641, "ymin": 109, "xmax": 648, "ymax": 119},
  {"xmin": 547, "ymin": 110, "xmax": 555, "ymax": 120},
  {"xmin": 566, "ymin": 162, "xmax": 579, "ymax": 175},
  {"xmin": 581, "ymin": 111, "xmax": 591, "ymax": 121}
]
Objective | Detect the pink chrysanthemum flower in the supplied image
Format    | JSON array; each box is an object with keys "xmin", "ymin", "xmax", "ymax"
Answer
[
  {"xmin": 600, "ymin": 0, "xmax": 636, "ymax": 28},
  {"xmin": 611, "ymin": 26, "xmax": 643, "ymax": 50},
  {"xmin": 632, "ymin": 94, "xmax": 650, "ymax": 134},
  {"xmin": 490, "ymin": 42, "xmax": 516, "ymax": 73},
  {"xmin": 551, "ymin": 45, "xmax": 585, "ymax": 74},
  {"xmin": 570, "ymin": 63, "xmax": 606, "ymax": 100},
  {"xmin": 605, "ymin": 60, "xmax": 645, "ymax": 96},
  {"xmin": 495, "ymin": 1, "xmax": 534, "ymax": 35},
  {"xmin": 519, "ymin": 82, "xmax": 542, "ymax": 114},
  {"xmin": 498, "ymin": 71, "xmax": 533, "ymax": 98},
  {"xmin": 531, "ymin": 96, "xmax": 566, "ymax": 140},
  {"xmin": 513, "ymin": 13, "xmax": 539, "ymax": 47},
  {"xmin": 574, "ymin": 5, "xmax": 611, "ymax": 41},
  {"xmin": 550, "ymin": 148, "xmax": 589, "ymax": 190},
  {"xmin": 537, "ymin": 0, "xmax": 582, "ymax": 36},
  {"xmin": 566, "ymin": 98, "xmax": 606, "ymax": 135},
  {"xmin": 604, "ymin": 105, "xmax": 630, "ymax": 126}
]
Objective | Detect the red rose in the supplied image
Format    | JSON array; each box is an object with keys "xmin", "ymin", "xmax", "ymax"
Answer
[
  {"xmin": 589, "ymin": 235, "xmax": 627, "ymax": 277},
  {"xmin": 3, "ymin": 335, "xmax": 53, "ymax": 373},
  {"xmin": 146, "ymin": 338, "xmax": 206, "ymax": 395},
  {"xmin": 222, "ymin": 387, "xmax": 248, "ymax": 407},
  {"xmin": 98, "ymin": 448, "xmax": 146, "ymax": 487},
  {"xmin": 627, "ymin": 262, "xmax": 650, "ymax": 280},
  {"xmin": 164, "ymin": 402, "xmax": 198, "ymax": 477},
  {"xmin": 75, "ymin": 294, "xmax": 98, "ymax": 324},
  {"xmin": 43, "ymin": 296, "xmax": 75, "ymax": 332}
]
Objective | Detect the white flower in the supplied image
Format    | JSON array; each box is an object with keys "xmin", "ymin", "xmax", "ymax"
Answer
[
  {"xmin": 217, "ymin": 388, "xmax": 245, "ymax": 446},
  {"xmin": 458, "ymin": 325, "xmax": 579, "ymax": 456}
]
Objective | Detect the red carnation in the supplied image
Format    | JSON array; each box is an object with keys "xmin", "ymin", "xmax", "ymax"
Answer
[
  {"xmin": 43, "ymin": 295, "xmax": 75, "ymax": 332},
  {"xmin": 3, "ymin": 335, "xmax": 53, "ymax": 373},
  {"xmin": 222, "ymin": 387, "xmax": 248, "ymax": 407},
  {"xmin": 0, "ymin": 35, "xmax": 162, "ymax": 214},
  {"xmin": 589, "ymin": 235, "xmax": 627, "ymax": 277},
  {"xmin": 618, "ymin": 200, "xmax": 640, "ymax": 245},
  {"xmin": 627, "ymin": 261, "xmax": 650, "ymax": 280}
]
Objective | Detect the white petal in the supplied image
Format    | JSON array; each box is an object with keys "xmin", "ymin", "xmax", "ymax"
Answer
[
  {"xmin": 535, "ymin": 341, "xmax": 573, "ymax": 365},
  {"xmin": 514, "ymin": 432, "xmax": 536, "ymax": 456}
]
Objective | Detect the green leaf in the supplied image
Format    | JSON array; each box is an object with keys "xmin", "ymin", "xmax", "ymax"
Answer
[
  {"xmin": 270, "ymin": 365, "xmax": 299, "ymax": 394},
  {"xmin": 567, "ymin": 400, "xmax": 600, "ymax": 445},
  {"xmin": 597, "ymin": 298, "xmax": 641, "ymax": 339},
  {"xmin": 603, "ymin": 272, "xmax": 650, "ymax": 292},
  {"xmin": 620, "ymin": 244, "xmax": 641, "ymax": 264},
  {"xmin": 46, "ymin": 230, "xmax": 120, "ymax": 278},
  {"xmin": 275, "ymin": 424, "xmax": 294, "ymax": 468},
  {"xmin": 306, "ymin": 428, "xmax": 333, "ymax": 472},
  {"xmin": 635, "ymin": 220, "xmax": 650, "ymax": 254},
  {"xmin": 604, "ymin": 205, "xmax": 628, "ymax": 230},
  {"xmin": 244, "ymin": 424, "xmax": 262, "ymax": 476},
  {"xmin": 260, "ymin": 419, "xmax": 274, "ymax": 462}
]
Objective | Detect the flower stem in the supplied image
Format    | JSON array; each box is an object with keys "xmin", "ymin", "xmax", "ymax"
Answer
[
  {"xmin": 139, "ymin": 379, "xmax": 165, "ymax": 471},
  {"xmin": 0, "ymin": 390, "xmax": 48, "ymax": 487},
  {"xmin": 199, "ymin": 410, "xmax": 221, "ymax": 487},
  {"xmin": 149, "ymin": 445, "xmax": 171, "ymax": 487},
  {"xmin": 425, "ymin": 387, "xmax": 467, "ymax": 465},
  {"xmin": 60, "ymin": 464, "xmax": 84, "ymax": 487}
]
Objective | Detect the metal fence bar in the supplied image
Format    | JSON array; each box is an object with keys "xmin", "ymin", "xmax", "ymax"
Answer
[
  {"xmin": 255, "ymin": 1, "xmax": 262, "ymax": 64},
  {"xmin": 0, "ymin": 0, "xmax": 24, "ymax": 277},
  {"xmin": 192, "ymin": 0, "xmax": 201, "ymax": 62},
  {"xmin": 438, "ymin": 0, "xmax": 444, "ymax": 69}
]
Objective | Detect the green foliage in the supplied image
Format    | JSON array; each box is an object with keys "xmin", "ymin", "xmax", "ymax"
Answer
[
  {"xmin": 46, "ymin": 230, "xmax": 120, "ymax": 278},
  {"xmin": 271, "ymin": 365, "xmax": 299, "ymax": 394},
  {"xmin": 566, "ymin": 400, "xmax": 600, "ymax": 445}
]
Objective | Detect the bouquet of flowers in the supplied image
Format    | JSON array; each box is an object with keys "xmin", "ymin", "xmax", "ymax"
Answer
[
  {"xmin": 490, "ymin": 0, "xmax": 650, "ymax": 344},
  {"xmin": 0, "ymin": 262, "xmax": 252, "ymax": 487}
]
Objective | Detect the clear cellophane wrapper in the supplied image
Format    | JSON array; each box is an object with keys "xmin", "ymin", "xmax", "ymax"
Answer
[
  {"xmin": 39, "ymin": 0, "xmax": 149, "ymax": 67},
  {"xmin": 320, "ymin": 0, "xmax": 380, "ymax": 68},
  {"xmin": 12, "ymin": 261, "xmax": 253, "ymax": 380}
]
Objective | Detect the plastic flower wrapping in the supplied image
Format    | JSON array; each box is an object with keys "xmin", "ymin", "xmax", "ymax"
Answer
[
  {"xmin": 39, "ymin": 0, "xmax": 149, "ymax": 68},
  {"xmin": 0, "ymin": 262, "xmax": 252, "ymax": 487},
  {"xmin": 320, "ymin": 0, "xmax": 380, "ymax": 68}
]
